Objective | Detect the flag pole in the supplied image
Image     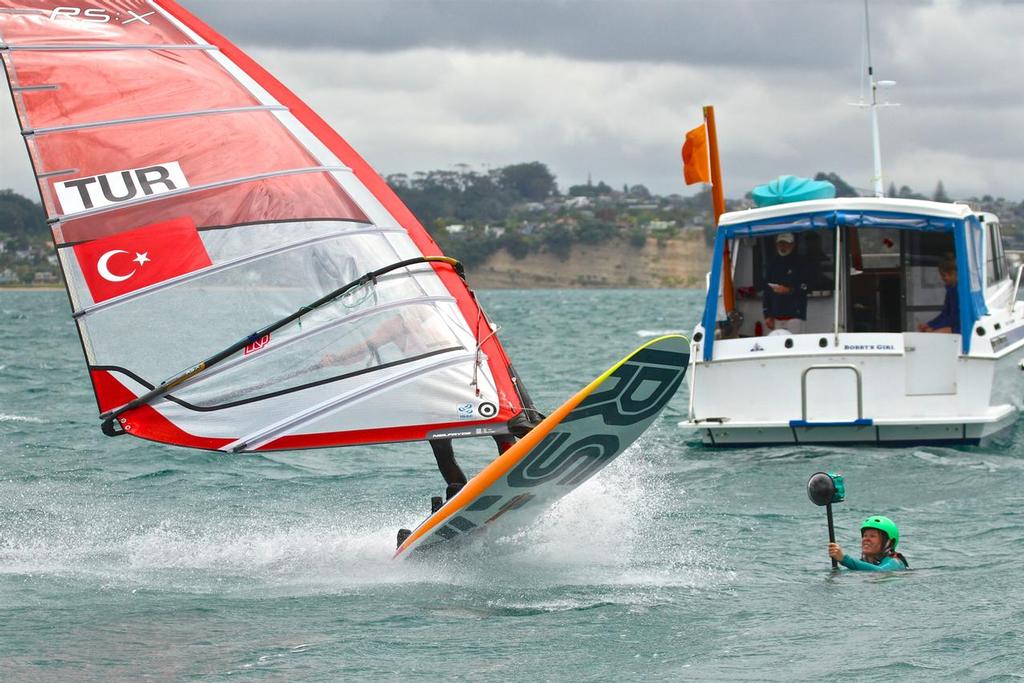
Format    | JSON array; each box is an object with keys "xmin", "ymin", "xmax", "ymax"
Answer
[{"xmin": 703, "ymin": 106, "xmax": 734, "ymax": 315}]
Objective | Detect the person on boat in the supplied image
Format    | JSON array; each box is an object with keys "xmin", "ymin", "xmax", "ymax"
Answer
[
  {"xmin": 917, "ymin": 256, "xmax": 959, "ymax": 334},
  {"xmin": 828, "ymin": 515, "xmax": 909, "ymax": 571},
  {"xmin": 762, "ymin": 232, "xmax": 809, "ymax": 334}
]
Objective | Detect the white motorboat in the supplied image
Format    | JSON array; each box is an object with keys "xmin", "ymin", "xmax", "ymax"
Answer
[{"xmin": 683, "ymin": 194, "xmax": 1024, "ymax": 446}]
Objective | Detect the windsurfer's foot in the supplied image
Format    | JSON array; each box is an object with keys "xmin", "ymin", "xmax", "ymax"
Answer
[
  {"xmin": 508, "ymin": 409, "xmax": 546, "ymax": 438},
  {"xmin": 397, "ymin": 528, "xmax": 412, "ymax": 548},
  {"xmin": 430, "ymin": 495, "xmax": 444, "ymax": 513},
  {"xmin": 445, "ymin": 482, "xmax": 464, "ymax": 500}
]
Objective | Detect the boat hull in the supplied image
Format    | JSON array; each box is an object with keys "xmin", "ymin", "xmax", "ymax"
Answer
[{"xmin": 683, "ymin": 329, "xmax": 1024, "ymax": 447}]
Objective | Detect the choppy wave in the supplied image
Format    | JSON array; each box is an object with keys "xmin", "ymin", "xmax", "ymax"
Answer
[
  {"xmin": 0, "ymin": 413, "xmax": 44, "ymax": 423},
  {"xmin": 636, "ymin": 329, "xmax": 688, "ymax": 338}
]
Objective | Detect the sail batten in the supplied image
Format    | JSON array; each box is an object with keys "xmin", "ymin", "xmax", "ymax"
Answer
[
  {"xmin": 4, "ymin": 42, "xmax": 215, "ymax": 50},
  {"xmin": 28, "ymin": 104, "xmax": 289, "ymax": 136},
  {"xmin": 1, "ymin": 0, "xmax": 531, "ymax": 451}
]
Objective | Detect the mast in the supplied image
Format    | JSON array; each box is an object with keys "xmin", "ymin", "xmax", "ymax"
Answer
[{"xmin": 855, "ymin": 0, "xmax": 897, "ymax": 197}]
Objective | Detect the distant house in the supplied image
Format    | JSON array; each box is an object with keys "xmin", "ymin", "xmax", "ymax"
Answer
[
  {"xmin": 33, "ymin": 271, "xmax": 58, "ymax": 284},
  {"xmin": 564, "ymin": 196, "xmax": 591, "ymax": 209},
  {"xmin": 0, "ymin": 269, "xmax": 17, "ymax": 284},
  {"xmin": 484, "ymin": 225, "xmax": 505, "ymax": 238},
  {"xmin": 446, "ymin": 224, "xmax": 466, "ymax": 234}
]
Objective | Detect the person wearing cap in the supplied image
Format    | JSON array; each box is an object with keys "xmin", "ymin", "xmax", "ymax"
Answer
[
  {"xmin": 828, "ymin": 515, "xmax": 909, "ymax": 571},
  {"xmin": 762, "ymin": 232, "xmax": 809, "ymax": 334}
]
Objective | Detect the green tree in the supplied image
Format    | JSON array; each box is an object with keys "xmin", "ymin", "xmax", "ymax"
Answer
[
  {"xmin": 541, "ymin": 224, "xmax": 573, "ymax": 261},
  {"xmin": 814, "ymin": 172, "xmax": 858, "ymax": 198},
  {"xmin": 501, "ymin": 231, "xmax": 531, "ymax": 260},
  {"xmin": 499, "ymin": 162, "xmax": 557, "ymax": 202},
  {"xmin": 575, "ymin": 219, "xmax": 616, "ymax": 245},
  {"xmin": 0, "ymin": 190, "xmax": 47, "ymax": 238},
  {"xmin": 933, "ymin": 180, "xmax": 950, "ymax": 203},
  {"xmin": 627, "ymin": 227, "xmax": 647, "ymax": 248}
]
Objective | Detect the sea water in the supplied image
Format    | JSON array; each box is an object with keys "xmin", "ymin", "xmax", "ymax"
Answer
[{"xmin": 1, "ymin": 289, "xmax": 1022, "ymax": 681}]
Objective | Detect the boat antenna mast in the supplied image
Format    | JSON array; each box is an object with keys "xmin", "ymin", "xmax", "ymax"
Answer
[{"xmin": 850, "ymin": 0, "xmax": 898, "ymax": 197}]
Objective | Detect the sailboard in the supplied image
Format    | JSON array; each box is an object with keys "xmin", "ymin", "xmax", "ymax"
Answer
[
  {"xmin": 395, "ymin": 335, "xmax": 689, "ymax": 559},
  {"xmin": 0, "ymin": 1, "xmax": 539, "ymax": 451}
]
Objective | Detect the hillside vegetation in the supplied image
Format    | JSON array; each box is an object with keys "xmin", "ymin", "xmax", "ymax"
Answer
[{"xmin": 3, "ymin": 166, "xmax": 1022, "ymax": 286}]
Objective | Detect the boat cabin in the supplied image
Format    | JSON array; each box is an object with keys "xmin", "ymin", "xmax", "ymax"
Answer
[
  {"xmin": 698, "ymin": 198, "xmax": 1015, "ymax": 358},
  {"xmin": 687, "ymin": 196, "xmax": 1024, "ymax": 446}
]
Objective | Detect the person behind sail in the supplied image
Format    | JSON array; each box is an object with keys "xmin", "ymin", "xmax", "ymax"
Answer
[
  {"xmin": 319, "ymin": 305, "xmax": 456, "ymax": 369},
  {"xmin": 320, "ymin": 306, "xmax": 541, "ymax": 501},
  {"xmin": 917, "ymin": 256, "xmax": 959, "ymax": 334},
  {"xmin": 828, "ymin": 515, "xmax": 909, "ymax": 571},
  {"xmin": 762, "ymin": 232, "xmax": 809, "ymax": 334}
]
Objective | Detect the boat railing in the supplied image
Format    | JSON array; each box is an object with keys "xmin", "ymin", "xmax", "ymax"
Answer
[
  {"xmin": 1012, "ymin": 263, "xmax": 1024, "ymax": 306},
  {"xmin": 796, "ymin": 364, "xmax": 869, "ymax": 427}
]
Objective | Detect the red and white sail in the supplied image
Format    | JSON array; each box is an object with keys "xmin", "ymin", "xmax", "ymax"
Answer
[{"xmin": 0, "ymin": 0, "xmax": 533, "ymax": 451}]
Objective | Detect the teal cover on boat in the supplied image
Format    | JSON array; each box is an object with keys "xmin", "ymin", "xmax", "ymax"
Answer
[{"xmin": 752, "ymin": 175, "xmax": 837, "ymax": 207}]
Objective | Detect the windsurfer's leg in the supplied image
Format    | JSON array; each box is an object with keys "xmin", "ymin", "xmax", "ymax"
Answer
[
  {"xmin": 429, "ymin": 438, "xmax": 466, "ymax": 486},
  {"xmin": 493, "ymin": 434, "xmax": 516, "ymax": 454}
]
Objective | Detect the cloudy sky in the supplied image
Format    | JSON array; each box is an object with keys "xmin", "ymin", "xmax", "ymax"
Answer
[{"xmin": 3, "ymin": 0, "xmax": 1024, "ymax": 201}]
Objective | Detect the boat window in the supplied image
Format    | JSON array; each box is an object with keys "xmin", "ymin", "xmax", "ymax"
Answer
[
  {"xmin": 846, "ymin": 227, "xmax": 904, "ymax": 333},
  {"xmin": 904, "ymin": 230, "xmax": 956, "ymax": 332},
  {"xmin": 986, "ymin": 223, "xmax": 1008, "ymax": 285},
  {"xmin": 852, "ymin": 227, "xmax": 901, "ymax": 270},
  {"xmin": 751, "ymin": 230, "xmax": 835, "ymax": 294},
  {"xmin": 722, "ymin": 229, "xmax": 835, "ymax": 337}
]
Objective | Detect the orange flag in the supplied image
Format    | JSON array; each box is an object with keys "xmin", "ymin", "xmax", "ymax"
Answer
[{"xmin": 682, "ymin": 123, "xmax": 710, "ymax": 185}]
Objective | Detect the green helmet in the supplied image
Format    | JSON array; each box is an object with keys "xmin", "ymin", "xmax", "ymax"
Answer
[{"xmin": 861, "ymin": 515, "xmax": 899, "ymax": 548}]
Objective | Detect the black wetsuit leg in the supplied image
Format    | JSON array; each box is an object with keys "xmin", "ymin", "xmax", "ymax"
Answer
[
  {"xmin": 429, "ymin": 438, "xmax": 467, "ymax": 486},
  {"xmin": 493, "ymin": 434, "xmax": 516, "ymax": 454}
]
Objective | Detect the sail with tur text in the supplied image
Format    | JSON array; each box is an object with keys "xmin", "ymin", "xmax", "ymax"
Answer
[{"xmin": 0, "ymin": 0, "xmax": 535, "ymax": 451}]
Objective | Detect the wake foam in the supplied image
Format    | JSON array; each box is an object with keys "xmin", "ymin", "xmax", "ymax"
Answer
[{"xmin": 0, "ymin": 437, "xmax": 730, "ymax": 602}]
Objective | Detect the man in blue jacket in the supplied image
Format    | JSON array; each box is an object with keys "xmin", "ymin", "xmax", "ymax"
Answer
[{"xmin": 918, "ymin": 257, "xmax": 959, "ymax": 334}]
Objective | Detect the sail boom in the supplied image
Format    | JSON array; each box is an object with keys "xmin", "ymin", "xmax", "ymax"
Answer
[
  {"xmin": 71, "ymin": 226, "xmax": 407, "ymax": 318},
  {"xmin": 223, "ymin": 352, "xmax": 481, "ymax": 452},
  {"xmin": 148, "ymin": 295, "xmax": 461, "ymax": 398}
]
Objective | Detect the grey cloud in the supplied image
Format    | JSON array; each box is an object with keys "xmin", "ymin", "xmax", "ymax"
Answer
[{"xmin": 182, "ymin": 0, "xmax": 910, "ymax": 70}]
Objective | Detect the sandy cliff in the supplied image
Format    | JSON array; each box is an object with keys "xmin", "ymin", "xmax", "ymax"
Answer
[{"xmin": 464, "ymin": 233, "xmax": 712, "ymax": 289}]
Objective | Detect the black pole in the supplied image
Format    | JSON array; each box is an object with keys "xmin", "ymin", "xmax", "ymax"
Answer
[{"xmin": 826, "ymin": 503, "xmax": 837, "ymax": 569}]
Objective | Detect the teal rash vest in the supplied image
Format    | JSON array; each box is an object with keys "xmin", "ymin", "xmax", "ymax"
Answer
[{"xmin": 840, "ymin": 555, "xmax": 906, "ymax": 572}]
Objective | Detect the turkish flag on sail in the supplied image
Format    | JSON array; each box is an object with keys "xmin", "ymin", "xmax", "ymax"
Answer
[
  {"xmin": 73, "ymin": 217, "xmax": 211, "ymax": 303},
  {"xmin": 682, "ymin": 124, "xmax": 710, "ymax": 185}
]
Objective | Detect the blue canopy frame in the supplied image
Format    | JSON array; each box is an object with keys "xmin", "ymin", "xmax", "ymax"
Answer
[{"xmin": 700, "ymin": 209, "xmax": 987, "ymax": 360}]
